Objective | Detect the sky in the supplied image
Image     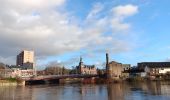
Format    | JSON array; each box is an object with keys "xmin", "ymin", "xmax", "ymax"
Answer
[{"xmin": 0, "ymin": 0, "xmax": 170, "ymax": 69}]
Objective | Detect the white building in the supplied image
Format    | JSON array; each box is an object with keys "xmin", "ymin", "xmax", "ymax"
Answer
[
  {"xmin": 138, "ymin": 62, "xmax": 170, "ymax": 76},
  {"xmin": 11, "ymin": 68, "xmax": 34, "ymax": 78}
]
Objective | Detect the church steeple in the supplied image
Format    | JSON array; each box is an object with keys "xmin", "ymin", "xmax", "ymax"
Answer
[
  {"xmin": 80, "ymin": 56, "xmax": 82, "ymax": 63},
  {"xmin": 79, "ymin": 56, "xmax": 83, "ymax": 66},
  {"xmin": 79, "ymin": 56, "xmax": 83, "ymax": 74}
]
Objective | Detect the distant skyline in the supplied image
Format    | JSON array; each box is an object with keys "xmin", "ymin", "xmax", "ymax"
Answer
[{"xmin": 0, "ymin": 0, "xmax": 170, "ymax": 69}]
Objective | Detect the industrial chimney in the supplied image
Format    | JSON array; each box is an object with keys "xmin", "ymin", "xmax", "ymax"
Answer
[{"xmin": 106, "ymin": 53, "xmax": 110, "ymax": 78}]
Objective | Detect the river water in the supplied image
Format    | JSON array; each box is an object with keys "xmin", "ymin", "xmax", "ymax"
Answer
[{"xmin": 1, "ymin": 81, "xmax": 170, "ymax": 100}]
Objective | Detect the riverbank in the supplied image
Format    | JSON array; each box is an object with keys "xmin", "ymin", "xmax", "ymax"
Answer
[
  {"xmin": 0, "ymin": 80, "xmax": 17, "ymax": 86},
  {"xmin": 0, "ymin": 78, "xmax": 25, "ymax": 86},
  {"xmin": 95, "ymin": 77, "xmax": 170, "ymax": 84},
  {"xmin": 2, "ymin": 76, "xmax": 170, "ymax": 86}
]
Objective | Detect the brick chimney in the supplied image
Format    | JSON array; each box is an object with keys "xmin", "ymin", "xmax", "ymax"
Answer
[{"xmin": 106, "ymin": 53, "xmax": 110, "ymax": 78}]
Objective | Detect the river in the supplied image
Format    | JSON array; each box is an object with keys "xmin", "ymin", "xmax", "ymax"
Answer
[{"xmin": 1, "ymin": 81, "xmax": 170, "ymax": 100}]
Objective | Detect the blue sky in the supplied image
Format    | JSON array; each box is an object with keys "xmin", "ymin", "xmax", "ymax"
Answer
[{"xmin": 0, "ymin": 0, "xmax": 170, "ymax": 69}]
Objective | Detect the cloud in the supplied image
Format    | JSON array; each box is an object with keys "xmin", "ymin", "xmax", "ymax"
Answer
[
  {"xmin": 166, "ymin": 58, "xmax": 170, "ymax": 62},
  {"xmin": 46, "ymin": 60, "xmax": 63, "ymax": 67},
  {"xmin": 61, "ymin": 57, "xmax": 80, "ymax": 66},
  {"xmin": 0, "ymin": 1, "xmax": 138, "ymax": 66},
  {"xmin": 111, "ymin": 4, "xmax": 138, "ymax": 32},
  {"xmin": 0, "ymin": 56, "xmax": 15, "ymax": 65},
  {"xmin": 112, "ymin": 4, "xmax": 138, "ymax": 18},
  {"xmin": 86, "ymin": 3, "xmax": 104, "ymax": 20},
  {"xmin": 0, "ymin": 0, "xmax": 83, "ymax": 56},
  {"xmin": 111, "ymin": 18, "xmax": 130, "ymax": 31},
  {"xmin": 0, "ymin": 0, "xmax": 65, "ymax": 11},
  {"xmin": 83, "ymin": 4, "xmax": 138, "ymax": 53}
]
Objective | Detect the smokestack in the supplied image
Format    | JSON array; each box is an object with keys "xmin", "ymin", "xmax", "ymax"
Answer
[
  {"xmin": 106, "ymin": 53, "xmax": 110, "ymax": 78},
  {"xmin": 106, "ymin": 53, "xmax": 109, "ymax": 66}
]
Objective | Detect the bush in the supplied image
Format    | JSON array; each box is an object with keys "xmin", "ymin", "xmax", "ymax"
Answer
[
  {"xmin": 6, "ymin": 77, "xmax": 17, "ymax": 82},
  {"xmin": 126, "ymin": 76, "xmax": 145, "ymax": 82}
]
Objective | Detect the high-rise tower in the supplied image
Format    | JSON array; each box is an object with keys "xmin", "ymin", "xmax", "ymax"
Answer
[{"xmin": 16, "ymin": 50, "xmax": 34, "ymax": 69}]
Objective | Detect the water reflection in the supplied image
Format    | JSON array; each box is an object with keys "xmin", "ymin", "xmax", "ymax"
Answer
[
  {"xmin": 0, "ymin": 86, "xmax": 33, "ymax": 100},
  {"xmin": 107, "ymin": 83, "xmax": 129, "ymax": 100},
  {"xmin": 1, "ymin": 82, "xmax": 170, "ymax": 100},
  {"xmin": 107, "ymin": 81, "xmax": 170, "ymax": 100}
]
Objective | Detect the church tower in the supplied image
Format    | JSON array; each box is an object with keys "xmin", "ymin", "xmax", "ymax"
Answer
[{"xmin": 79, "ymin": 56, "xmax": 83, "ymax": 74}]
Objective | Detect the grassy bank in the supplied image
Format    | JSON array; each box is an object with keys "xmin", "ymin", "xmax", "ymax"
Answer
[
  {"xmin": 0, "ymin": 78, "xmax": 18, "ymax": 86},
  {"xmin": 126, "ymin": 77, "xmax": 146, "ymax": 82}
]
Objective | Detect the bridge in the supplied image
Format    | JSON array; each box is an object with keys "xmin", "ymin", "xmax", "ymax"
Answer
[{"xmin": 21, "ymin": 74, "xmax": 98, "ymax": 85}]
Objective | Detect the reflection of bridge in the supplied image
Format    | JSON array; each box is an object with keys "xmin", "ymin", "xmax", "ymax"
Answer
[{"xmin": 22, "ymin": 74, "xmax": 98, "ymax": 85}]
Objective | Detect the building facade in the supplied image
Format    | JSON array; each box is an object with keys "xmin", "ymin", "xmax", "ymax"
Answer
[
  {"xmin": 122, "ymin": 64, "xmax": 131, "ymax": 71},
  {"xmin": 105, "ymin": 53, "xmax": 125, "ymax": 79},
  {"xmin": 138, "ymin": 62, "xmax": 170, "ymax": 76},
  {"xmin": 121, "ymin": 64, "xmax": 131, "ymax": 78},
  {"xmin": 16, "ymin": 50, "xmax": 34, "ymax": 69},
  {"xmin": 11, "ymin": 69, "xmax": 35, "ymax": 78},
  {"xmin": 108, "ymin": 61, "xmax": 123, "ymax": 79},
  {"xmin": 77, "ymin": 57, "xmax": 97, "ymax": 75}
]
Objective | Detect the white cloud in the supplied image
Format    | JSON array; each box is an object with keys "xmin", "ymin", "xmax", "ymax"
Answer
[
  {"xmin": 86, "ymin": 3, "xmax": 104, "ymax": 20},
  {"xmin": 1, "ymin": 0, "xmax": 65, "ymax": 11},
  {"xmin": 111, "ymin": 18, "xmax": 130, "ymax": 31},
  {"xmin": 111, "ymin": 4, "xmax": 138, "ymax": 32},
  {"xmin": 0, "ymin": 1, "xmax": 138, "ymax": 65},
  {"xmin": 112, "ymin": 4, "xmax": 138, "ymax": 18}
]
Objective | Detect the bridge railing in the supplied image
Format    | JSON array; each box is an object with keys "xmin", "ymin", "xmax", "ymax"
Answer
[{"xmin": 23, "ymin": 74, "xmax": 98, "ymax": 81}]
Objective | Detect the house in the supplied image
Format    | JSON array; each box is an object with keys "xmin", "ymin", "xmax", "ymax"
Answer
[
  {"xmin": 138, "ymin": 62, "xmax": 170, "ymax": 76},
  {"xmin": 11, "ymin": 69, "xmax": 35, "ymax": 78},
  {"xmin": 9, "ymin": 65, "xmax": 35, "ymax": 78},
  {"xmin": 128, "ymin": 67, "xmax": 146, "ymax": 78}
]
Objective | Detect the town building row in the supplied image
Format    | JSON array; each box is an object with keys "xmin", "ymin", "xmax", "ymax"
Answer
[{"xmin": 1, "ymin": 50, "xmax": 170, "ymax": 80}]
